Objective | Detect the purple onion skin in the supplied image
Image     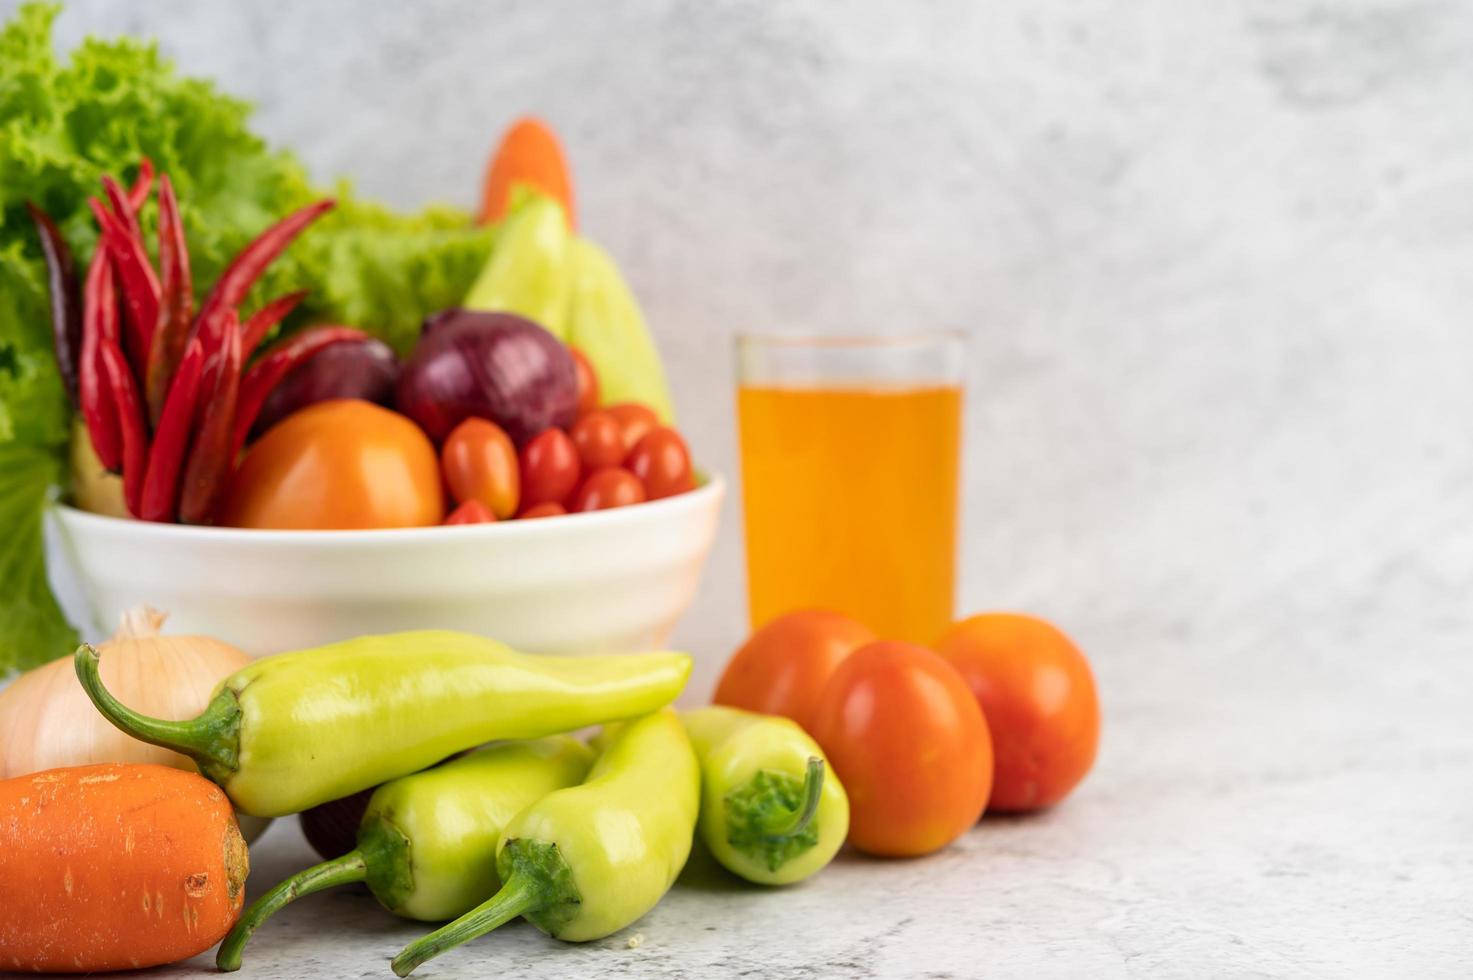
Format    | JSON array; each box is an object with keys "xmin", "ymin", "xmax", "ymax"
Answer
[
  {"xmin": 396, "ymin": 309, "xmax": 578, "ymax": 446},
  {"xmin": 251, "ymin": 337, "xmax": 400, "ymax": 440},
  {"xmin": 299, "ymin": 787, "xmax": 376, "ymax": 861}
]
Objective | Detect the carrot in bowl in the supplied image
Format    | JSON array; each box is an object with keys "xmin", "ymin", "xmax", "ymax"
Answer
[
  {"xmin": 0, "ymin": 763, "xmax": 248, "ymax": 973},
  {"xmin": 479, "ymin": 116, "xmax": 576, "ymax": 228}
]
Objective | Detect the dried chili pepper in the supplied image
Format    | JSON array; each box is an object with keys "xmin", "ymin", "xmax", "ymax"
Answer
[
  {"xmin": 80, "ymin": 248, "xmax": 122, "ymax": 473},
  {"xmin": 179, "ymin": 313, "xmax": 243, "ymax": 525},
  {"xmin": 25, "ymin": 202, "xmax": 82, "ymax": 407},
  {"xmin": 193, "ymin": 200, "xmax": 335, "ymax": 356},
  {"xmin": 139, "ymin": 338, "xmax": 206, "ymax": 523},
  {"xmin": 229, "ymin": 325, "xmax": 367, "ymax": 457},
  {"xmin": 145, "ymin": 175, "xmax": 194, "ymax": 425},
  {"xmin": 127, "ymin": 158, "xmax": 155, "ymax": 212},
  {"xmin": 240, "ymin": 290, "xmax": 308, "ymax": 354},
  {"xmin": 97, "ymin": 335, "xmax": 149, "ymax": 518},
  {"xmin": 89, "ymin": 197, "xmax": 160, "ymax": 375}
]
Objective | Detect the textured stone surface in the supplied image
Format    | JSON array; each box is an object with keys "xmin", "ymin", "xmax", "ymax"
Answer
[{"xmin": 18, "ymin": 1, "xmax": 1473, "ymax": 974}]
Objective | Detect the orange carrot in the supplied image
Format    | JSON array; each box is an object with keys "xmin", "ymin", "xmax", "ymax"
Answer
[
  {"xmin": 0, "ymin": 763, "xmax": 248, "ymax": 973},
  {"xmin": 478, "ymin": 116, "xmax": 576, "ymax": 227}
]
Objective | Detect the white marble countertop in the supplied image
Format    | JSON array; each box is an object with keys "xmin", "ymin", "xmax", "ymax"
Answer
[{"xmin": 136, "ymin": 606, "xmax": 1472, "ymax": 980}]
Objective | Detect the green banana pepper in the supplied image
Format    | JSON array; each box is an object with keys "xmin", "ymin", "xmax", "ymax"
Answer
[
  {"xmin": 74, "ymin": 631, "xmax": 691, "ymax": 817},
  {"xmin": 566, "ymin": 237, "xmax": 676, "ymax": 422},
  {"xmin": 217, "ymin": 735, "xmax": 592, "ymax": 970},
  {"xmin": 682, "ymin": 706, "xmax": 849, "ymax": 885},
  {"xmin": 463, "ymin": 189, "xmax": 571, "ymax": 337},
  {"xmin": 391, "ymin": 708, "xmax": 699, "ymax": 976}
]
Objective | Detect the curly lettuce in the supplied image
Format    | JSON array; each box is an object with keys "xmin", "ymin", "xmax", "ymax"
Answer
[{"xmin": 0, "ymin": 3, "xmax": 493, "ymax": 673}]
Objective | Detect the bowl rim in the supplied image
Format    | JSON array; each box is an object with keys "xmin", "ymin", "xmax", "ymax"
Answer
[{"xmin": 53, "ymin": 473, "xmax": 725, "ymax": 544}]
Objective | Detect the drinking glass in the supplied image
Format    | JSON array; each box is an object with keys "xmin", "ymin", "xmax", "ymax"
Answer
[{"xmin": 735, "ymin": 332, "xmax": 965, "ymax": 644}]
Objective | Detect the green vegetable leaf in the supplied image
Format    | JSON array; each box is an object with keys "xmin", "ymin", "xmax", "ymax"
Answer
[{"xmin": 0, "ymin": 442, "xmax": 76, "ymax": 675}]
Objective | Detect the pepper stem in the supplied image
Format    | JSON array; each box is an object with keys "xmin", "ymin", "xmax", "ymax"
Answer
[
  {"xmin": 391, "ymin": 873, "xmax": 537, "ymax": 977},
  {"xmin": 73, "ymin": 643, "xmax": 240, "ymax": 782},
  {"xmin": 216, "ymin": 850, "xmax": 369, "ymax": 972},
  {"xmin": 757, "ymin": 757, "xmax": 825, "ymax": 840}
]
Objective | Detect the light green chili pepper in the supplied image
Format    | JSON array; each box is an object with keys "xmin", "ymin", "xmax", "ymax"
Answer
[
  {"xmin": 216, "ymin": 736, "xmax": 593, "ymax": 971},
  {"xmin": 682, "ymin": 705, "xmax": 849, "ymax": 885},
  {"xmin": 74, "ymin": 631, "xmax": 691, "ymax": 817},
  {"xmin": 462, "ymin": 189, "xmax": 570, "ymax": 336},
  {"xmin": 391, "ymin": 708, "xmax": 699, "ymax": 975}
]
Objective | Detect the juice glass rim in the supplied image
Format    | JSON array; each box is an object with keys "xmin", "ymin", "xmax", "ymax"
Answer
[{"xmin": 735, "ymin": 329, "xmax": 966, "ymax": 351}]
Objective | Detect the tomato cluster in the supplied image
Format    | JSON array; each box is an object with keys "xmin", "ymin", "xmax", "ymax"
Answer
[
  {"xmin": 441, "ymin": 399, "xmax": 693, "ymax": 525},
  {"xmin": 714, "ymin": 610, "xmax": 1100, "ymax": 858}
]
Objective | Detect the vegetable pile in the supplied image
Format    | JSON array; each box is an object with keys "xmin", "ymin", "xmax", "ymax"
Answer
[{"xmin": 0, "ymin": 3, "xmax": 688, "ymax": 674}]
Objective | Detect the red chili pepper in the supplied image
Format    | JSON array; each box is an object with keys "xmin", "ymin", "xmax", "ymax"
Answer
[
  {"xmin": 25, "ymin": 202, "xmax": 82, "ymax": 408},
  {"xmin": 240, "ymin": 290, "xmax": 309, "ymax": 355},
  {"xmin": 229, "ymin": 325, "xmax": 366, "ymax": 457},
  {"xmin": 194, "ymin": 199, "xmax": 335, "ymax": 356},
  {"xmin": 145, "ymin": 174, "xmax": 194, "ymax": 425},
  {"xmin": 139, "ymin": 337, "xmax": 205, "ymax": 523},
  {"xmin": 97, "ymin": 335, "xmax": 149, "ymax": 518},
  {"xmin": 89, "ymin": 197, "xmax": 160, "ymax": 376},
  {"xmin": 127, "ymin": 158, "xmax": 155, "ymax": 213},
  {"xmin": 179, "ymin": 313, "xmax": 243, "ymax": 525},
  {"xmin": 100, "ymin": 175, "xmax": 144, "ymax": 250},
  {"xmin": 80, "ymin": 248, "xmax": 121, "ymax": 473}
]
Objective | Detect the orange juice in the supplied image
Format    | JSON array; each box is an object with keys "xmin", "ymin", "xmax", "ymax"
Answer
[{"xmin": 737, "ymin": 384, "xmax": 962, "ymax": 644}]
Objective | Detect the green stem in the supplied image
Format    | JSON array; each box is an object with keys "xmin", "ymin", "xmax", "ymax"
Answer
[
  {"xmin": 73, "ymin": 643, "xmax": 240, "ymax": 781},
  {"xmin": 756, "ymin": 757, "xmax": 825, "ymax": 840},
  {"xmin": 391, "ymin": 873, "xmax": 538, "ymax": 977},
  {"xmin": 216, "ymin": 851, "xmax": 369, "ymax": 972}
]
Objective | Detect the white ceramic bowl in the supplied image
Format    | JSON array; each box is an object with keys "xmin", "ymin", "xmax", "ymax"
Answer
[{"xmin": 50, "ymin": 477, "xmax": 724, "ymax": 657}]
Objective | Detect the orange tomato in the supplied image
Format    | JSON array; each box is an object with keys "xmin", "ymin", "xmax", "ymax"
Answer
[
  {"xmin": 713, "ymin": 609, "xmax": 874, "ymax": 734},
  {"xmin": 445, "ymin": 499, "xmax": 496, "ymax": 525},
  {"xmin": 935, "ymin": 613, "xmax": 1099, "ymax": 812},
  {"xmin": 570, "ymin": 412, "xmax": 625, "ymax": 470},
  {"xmin": 812, "ymin": 641, "xmax": 992, "ymax": 857},
  {"xmin": 569, "ymin": 347, "xmax": 599, "ymax": 417},
  {"xmin": 441, "ymin": 418, "xmax": 520, "ymax": 518},
  {"xmin": 518, "ymin": 501, "xmax": 566, "ymax": 519},
  {"xmin": 221, "ymin": 400, "xmax": 444, "ymax": 529}
]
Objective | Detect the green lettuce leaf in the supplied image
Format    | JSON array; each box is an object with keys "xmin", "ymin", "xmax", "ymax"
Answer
[{"xmin": 0, "ymin": 442, "xmax": 75, "ymax": 674}]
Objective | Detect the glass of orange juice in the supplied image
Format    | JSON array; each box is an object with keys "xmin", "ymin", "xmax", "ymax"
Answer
[{"xmin": 736, "ymin": 332, "xmax": 965, "ymax": 645}]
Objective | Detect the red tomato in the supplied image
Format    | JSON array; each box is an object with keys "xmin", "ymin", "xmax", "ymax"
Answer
[
  {"xmin": 935, "ymin": 613, "xmax": 1099, "ymax": 812},
  {"xmin": 626, "ymin": 426, "xmax": 694, "ymax": 500},
  {"xmin": 713, "ymin": 610, "xmax": 875, "ymax": 734},
  {"xmin": 519, "ymin": 428, "xmax": 581, "ymax": 507},
  {"xmin": 221, "ymin": 400, "xmax": 444, "ymax": 529},
  {"xmin": 812, "ymin": 641, "xmax": 992, "ymax": 857},
  {"xmin": 445, "ymin": 499, "xmax": 496, "ymax": 525},
  {"xmin": 518, "ymin": 501, "xmax": 567, "ymax": 519},
  {"xmin": 441, "ymin": 418, "xmax": 519, "ymax": 518},
  {"xmin": 570, "ymin": 466, "xmax": 646, "ymax": 512},
  {"xmin": 570, "ymin": 412, "xmax": 626, "ymax": 471},
  {"xmin": 569, "ymin": 347, "xmax": 600, "ymax": 417},
  {"xmin": 604, "ymin": 402, "xmax": 658, "ymax": 452}
]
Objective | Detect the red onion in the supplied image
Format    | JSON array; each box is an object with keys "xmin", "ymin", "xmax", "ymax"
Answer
[
  {"xmin": 298, "ymin": 787, "xmax": 375, "ymax": 861},
  {"xmin": 250, "ymin": 337, "xmax": 399, "ymax": 440},
  {"xmin": 396, "ymin": 309, "xmax": 578, "ymax": 445}
]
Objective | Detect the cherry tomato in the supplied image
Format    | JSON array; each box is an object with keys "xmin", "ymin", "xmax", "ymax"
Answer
[
  {"xmin": 812, "ymin": 641, "xmax": 992, "ymax": 857},
  {"xmin": 935, "ymin": 613, "xmax": 1099, "ymax": 812},
  {"xmin": 570, "ymin": 411, "xmax": 626, "ymax": 471},
  {"xmin": 518, "ymin": 501, "xmax": 567, "ymax": 519},
  {"xmin": 221, "ymin": 400, "xmax": 444, "ymax": 529},
  {"xmin": 445, "ymin": 499, "xmax": 496, "ymax": 525},
  {"xmin": 519, "ymin": 428, "xmax": 581, "ymax": 507},
  {"xmin": 570, "ymin": 466, "xmax": 646, "ymax": 512},
  {"xmin": 713, "ymin": 610, "xmax": 875, "ymax": 734},
  {"xmin": 570, "ymin": 346, "xmax": 600, "ymax": 417},
  {"xmin": 626, "ymin": 426, "xmax": 694, "ymax": 500},
  {"xmin": 604, "ymin": 402, "xmax": 658, "ymax": 452},
  {"xmin": 441, "ymin": 417, "xmax": 519, "ymax": 518}
]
